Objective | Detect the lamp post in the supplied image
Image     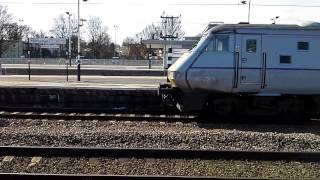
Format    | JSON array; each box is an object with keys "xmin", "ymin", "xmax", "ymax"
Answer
[
  {"xmin": 271, "ymin": 16, "xmax": 280, "ymax": 24},
  {"xmin": 77, "ymin": 0, "xmax": 87, "ymax": 81},
  {"xmin": 114, "ymin": 25, "xmax": 118, "ymax": 57},
  {"xmin": 241, "ymin": 0, "xmax": 251, "ymax": 23},
  {"xmin": 66, "ymin": 12, "xmax": 72, "ymax": 66},
  {"xmin": 18, "ymin": 19, "xmax": 23, "ymax": 58}
]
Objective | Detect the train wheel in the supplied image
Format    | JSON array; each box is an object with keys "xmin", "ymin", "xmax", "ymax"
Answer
[{"xmin": 277, "ymin": 98, "xmax": 310, "ymax": 123}]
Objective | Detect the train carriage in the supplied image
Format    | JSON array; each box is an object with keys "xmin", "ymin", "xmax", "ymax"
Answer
[{"xmin": 159, "ymin": 23, "xmax": 320, "ymax": 117}]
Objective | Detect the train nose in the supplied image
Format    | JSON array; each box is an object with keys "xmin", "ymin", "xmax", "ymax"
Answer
[{"xmin": 168, "ymin": 71, "xmax": 182, "ymax": 87}]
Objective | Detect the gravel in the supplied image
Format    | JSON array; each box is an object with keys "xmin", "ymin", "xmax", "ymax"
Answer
[
  {"xmin": 0, "ymin": 156, "xmax": 319, "ymax": 178},
  {"xmin": 0, "ymin": 118, "xmax": 319, "ymax": 152}
]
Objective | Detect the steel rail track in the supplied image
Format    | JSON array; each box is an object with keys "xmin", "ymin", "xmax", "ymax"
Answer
[
  {"xmin": 0, "ymin": 147, "xmax": 318, "ymax": 180},
  {"xmin": 0, "ymin": 173, "xmax": 311, "ymax": 180},
  {"xmin": 0, "ymin": 111, "xmax": 197, "ymax": 122},
  {"xmin": 1, "ymin": 110, "xmax": 320, "ymax": 125},
  {"xmin": 0, "ymin": 146, "xmax": 319, "ymax": 162},
  {"xmin": 1, "ymin": 108, "xmax": 320, "ymax": 125}
]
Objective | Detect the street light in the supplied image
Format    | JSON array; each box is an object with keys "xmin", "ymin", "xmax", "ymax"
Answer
[
  {"xmin": 66, "ymin": 12, "xmax": 72, "ymax": 66},
  {"xmin": 77, "ymin": 0, "xmax": 88, "ymax": 81},
  {"xmin": 271, "ymin": 16, "xmax": 280, "ymax": 24},
  {"xmin": 18, "ymin": 19, "xmax": 23, "ymax": 58},
  {"xmin": 113, "ymin": 25, "xmax": 118, "ymax": 57},
  {"xmin": 241, "ymin": 0, "xmax": 251, "ymax": 23}
]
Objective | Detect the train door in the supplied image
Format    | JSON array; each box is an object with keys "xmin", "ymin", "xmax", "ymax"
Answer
[{"xmin": 237, "ymin": 35, "xmax": 263, "ymax": 91}]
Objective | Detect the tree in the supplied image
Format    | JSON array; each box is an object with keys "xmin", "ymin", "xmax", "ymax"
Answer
[
  {"xmin": 50, "ymin": 14, "xmax": 68, "ymax": 38},
  {"xmin": 50, "ymin": 14, "xmax": 79, "ymax": 58},
  {"xmin": 123, "ymin": 11, "xmax": 185, "ymax": 60},
  {"xmin": 122, "ymin": 37, "xmax": 147, "ymax": 60},
  {"xmin": 50, "ymin": 13, "xmax": 78, "ymax": 45},
  {"xmin": 86, "ymin": 16, "xmax": 113, "ymax": 59},
  {"xmin": 135, "ymin": 11, "xmax": 185, "ymax": 41},
  {"xmin": 30, "ymin": 30, "xmax": 48, "ymax": 38},
  {"xmin": 159, "ymin": 11, "xmax": 184, "ymax": 40},
  {"xmin": 136, "ymin": 23, "xmax": 162, "ymax": 41},
  {"xmin": 0, "ymin": 5, "xmax": 31, "ymax": 57},
  {"xmin": 0, "ymin": 5, "xmax": 12, "ymax": 57}
]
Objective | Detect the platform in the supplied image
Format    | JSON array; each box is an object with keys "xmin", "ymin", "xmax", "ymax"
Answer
[
  {"xmin": 0, "ymin": 64, "xmax": 166, "ymax": 76},
  {"xmin": 0, "ymin": 75, "xmax": 166, "ymax": 89},
  {"xmin": 0, "ymin": 76, "xmax": 166, "ymax": 112}
]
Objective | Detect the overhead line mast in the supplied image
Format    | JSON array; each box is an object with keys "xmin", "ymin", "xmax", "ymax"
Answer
[{"xmin": 160, "ymin": 15, "xmax": 181, "ymax": 40}]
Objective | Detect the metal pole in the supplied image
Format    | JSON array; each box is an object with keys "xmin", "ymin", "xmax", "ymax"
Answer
[
  {"xmin": 77, "ymin": 0, "xmax": 81, "ymax": 81},
  {"xmin": 66, "ymin": 62, "xmax": 69, "ymax": 82},
  {"xmin": 28, "ymin": 61, "xmax": 30, "ymax": 81},
  {"xmin": 28, "ymin": 38, "xmax": 31, "ymax": 80},
  {"xmin": 149, "ymin": 44, "xmax": 151, "ymax": 69},
  {"xmin": 68, "ymin": 13, "xmax": 72, "ymax": 66},
  {"xmin": 248, "ymin": 0, "xmax": 251, "ymax": 23},
  {"xmin": 17, "ymin": 40, "xmax": 19, "ymax": 58},
  {"xmin": 114, "ymin": 25, "xmax": 118, "ymax": 57}
]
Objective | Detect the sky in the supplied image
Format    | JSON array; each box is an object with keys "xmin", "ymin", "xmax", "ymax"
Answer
[{"xmin": 2, "ymin": 0, "xmax": 320, "ymax": 44}]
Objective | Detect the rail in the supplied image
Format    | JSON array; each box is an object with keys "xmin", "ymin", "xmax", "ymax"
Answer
[
  {"xmin": 0, "ymin": 146, "xmax": 318, "ymax": 162},
  {"xmin": 0, "ymin": 111, "xmax": 196, "ymax": 122},
  {"xmin": 0, "ymin": 173, "xmax": 301, "ymax": 180},
  {"xmin": 0, "ymin": 146, "xmax": 318, "ymax": 180}
]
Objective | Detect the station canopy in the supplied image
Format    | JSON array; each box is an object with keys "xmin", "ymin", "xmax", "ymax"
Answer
[{"xmin": 141, "ymin": 39, "xmax": 198, "ymax": 49}]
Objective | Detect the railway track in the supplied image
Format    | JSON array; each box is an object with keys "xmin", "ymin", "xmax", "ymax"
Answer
[
  {"xmin": 0, "ymin": 146, "xmax": 319, "ymax": 161},
  {"xmin": 1, "ymin": 110, "xmax": 320, "ymax": 125},
  {"xmin": 0, "ymin": 146, "xmax": 319, "ymax": 180},
  {"xmin": 0, "ymin": 111, "xmax": 197, "ymax": 122},
  {"xmin": 0, "ymin": 173, "xmax": 306, "ymax": 180}
]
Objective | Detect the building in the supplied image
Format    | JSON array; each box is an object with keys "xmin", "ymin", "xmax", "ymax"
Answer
[
  {"xmin": 1, "ymin": 38, "xmax": 67, "ymax": 58},
  {"xmin": 1, "ymin": 41, "xmax": 25, "ymax": 58},
  {"xmin": 141, "ymin": 37, "xmax": 199, "ymax": 69}
]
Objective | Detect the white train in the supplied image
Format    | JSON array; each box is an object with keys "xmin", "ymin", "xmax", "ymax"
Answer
[{"xmin": 159, "ymin": 24, "xmax": 320, "ymax": 117}]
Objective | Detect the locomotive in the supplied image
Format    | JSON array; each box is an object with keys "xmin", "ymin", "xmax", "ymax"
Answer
[{"xmin": 159, "ymin": 24, "xmax": 320, "ymax": 118}]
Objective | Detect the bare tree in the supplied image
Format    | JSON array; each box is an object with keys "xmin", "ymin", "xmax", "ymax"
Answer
[
  {"xmin": 19, "ymin": 25, "xmax": 32, "ymax": 40},
  {"xmin": 0, "ymin": 6, "xmax": 12, "ymax": 57},
  {"xmin": 160, "ymin": 11, "xmax": 184, "ymax": 40},
  {"xmin": 29, "ymin": 30, "xmax": 48, "ymax": 38},
  {"xmin": 122, "ymin": 37, "xmax": 147, "ymax": 60},
  {"xmin": 0, "ymin": 5, "xmax": 30, "ymax": 57},
  {"xmin": 86, "ymin": 16, "xmax": 112, "ymax": 59},
  {"xmin": 50, "ymin": 14, "xmax": 68, "ymax": 38},
  {"xmin": 134, "ymin": 11, "xmax": 184, "ymax": 41},
  {"xmin": 136, "ymin": 24, "xmax": 162, "ymax": 41},
  {"xmin": 50, "ymin": 14, "xmax": 77, "ymax": 38}
]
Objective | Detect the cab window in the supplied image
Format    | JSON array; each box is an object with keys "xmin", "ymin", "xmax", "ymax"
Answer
[
  {"xmin": 204, "ymin": 41, "xmax": 214, "ymax": 52},
  {"xmin": 215, "ymin": 35, "xmax": 229, "ymax": 51},
  {"xmin": 204, "ymin": 35, "xmax": 229, "ymax": 52}
]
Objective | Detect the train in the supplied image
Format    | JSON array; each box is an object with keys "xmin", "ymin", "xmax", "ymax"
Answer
[{"xmin": 159, "ymin": 23, "xmax": 320, "ymax": 118}]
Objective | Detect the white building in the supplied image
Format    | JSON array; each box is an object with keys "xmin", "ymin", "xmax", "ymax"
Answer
[{"xmin": 141, "ymin": 37, "xmax": 199, "ymax": 69}]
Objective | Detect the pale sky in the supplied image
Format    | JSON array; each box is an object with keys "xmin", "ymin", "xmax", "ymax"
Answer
[{"xmin": 2, "ymin": 0, "xmax": 320, "ymax": 44}]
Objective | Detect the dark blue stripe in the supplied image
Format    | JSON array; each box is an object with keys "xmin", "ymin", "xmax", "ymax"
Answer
[{"xmin": 191, "ymin": 67, "xmax": 320, "ymax": 71}]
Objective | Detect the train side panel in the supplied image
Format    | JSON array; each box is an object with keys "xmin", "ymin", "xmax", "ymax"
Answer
[{"xmin": 262, "ymin": 35, "xmax": 320, "ymax": 94}]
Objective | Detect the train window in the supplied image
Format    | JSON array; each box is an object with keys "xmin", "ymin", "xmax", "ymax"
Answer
[
  {"xmin": 214, "ymin": 35, "xmax": 229, "ymax": 51},
  {"xmin": 246, "ymin": 39, "xmax": 257, "ymax": 53},
  {"xmin": 280, "ymin": 55, "xmax": 291, "ymax": 64},
  {"xmin": 297, "ymin": 42, "xmax": 309, "ymax": 51},
  {"xmin": 204, "ymin": 41, "xmax": 214, "ymax": 52},
  {"xmin": 168, "ymin": 48, "xmax": 173, "ymax": 53}
]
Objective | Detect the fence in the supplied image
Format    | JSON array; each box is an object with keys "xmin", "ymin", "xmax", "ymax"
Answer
[{"xmin": 0, "ymin": 58, "xmax": 163, "ymax": 66}]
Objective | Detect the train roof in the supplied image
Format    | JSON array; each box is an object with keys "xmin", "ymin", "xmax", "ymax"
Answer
[{"xmin": 208, "ymin": 23, "xmax": 320, "ymax": 34}]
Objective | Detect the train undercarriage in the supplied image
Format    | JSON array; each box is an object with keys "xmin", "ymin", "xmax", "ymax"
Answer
[{"xmin": 159, "ymin": 84, "xmax": 320, "ymax": 120}]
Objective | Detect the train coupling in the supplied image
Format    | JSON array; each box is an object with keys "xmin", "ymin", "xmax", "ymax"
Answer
[{"xmin": 158, "ymin": 84, "xmax": 179, "ymax": 108}]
